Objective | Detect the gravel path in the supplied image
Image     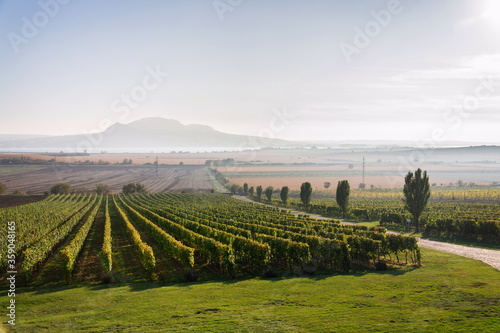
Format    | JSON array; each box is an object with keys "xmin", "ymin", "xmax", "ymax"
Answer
[
  {"xmin": 416, "ymin": 238, "xmax": 500, "ymax": 270},
  {"xmin": 233, "ymin": 195, "xmax": 500, "ymax": 271}
]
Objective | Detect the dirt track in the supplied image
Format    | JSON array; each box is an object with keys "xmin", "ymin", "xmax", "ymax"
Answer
[
  {"xmin": 233, "ymin": 195, "xmax": 500, "ymax": 271},
  {"xmin": 0, "ymin": 165, "xmax": 217, "ymax": 194}
]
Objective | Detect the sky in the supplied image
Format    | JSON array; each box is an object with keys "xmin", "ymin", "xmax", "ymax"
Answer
[{"xmin": 0, "ymin": 0, "xmax": 499, "ymax": 144}]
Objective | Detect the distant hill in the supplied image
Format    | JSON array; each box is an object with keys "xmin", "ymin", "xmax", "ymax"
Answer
[
  {"xmin": 0, "ymin": 134, "xmax": 49, "ymax": 142},
  {"xmin": 0, "ymin": 117, "xmax": 303, "ymax": 150}
]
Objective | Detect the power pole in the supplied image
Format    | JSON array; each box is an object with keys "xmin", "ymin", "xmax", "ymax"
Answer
[
  {"xmin": 155, "ymin": 156, "xmax": 159, "ymax": 178},
  {"xmin": 362, "ymin": 156, "xmax": 365, "ymax": 186}
]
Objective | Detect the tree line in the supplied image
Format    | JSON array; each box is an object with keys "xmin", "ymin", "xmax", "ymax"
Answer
[{"xmin": 229, "ymin": 169, "xmax": 431, "ymax": 233}]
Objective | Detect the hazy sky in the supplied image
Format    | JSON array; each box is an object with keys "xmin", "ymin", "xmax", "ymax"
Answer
[{"xmin": 1, "ymin": 0, "xmax": 499, "ymax": 143}]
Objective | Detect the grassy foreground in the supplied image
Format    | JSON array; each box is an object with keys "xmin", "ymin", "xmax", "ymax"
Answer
[{"xmin": 2, "ymin": 248, "xmax": 499, "ymax": 332}]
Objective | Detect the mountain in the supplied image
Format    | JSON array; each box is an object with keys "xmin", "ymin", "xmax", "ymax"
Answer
[
  {"xmin": 0, "ymin": 134, "xmax": 50, "ymax": 142},
  {"xmin": 0, "ymin": 117, "xmax": 303, "ymax": 150}
]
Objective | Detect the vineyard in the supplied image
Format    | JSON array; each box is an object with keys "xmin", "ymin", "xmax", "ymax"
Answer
[
  {"xmin": 262, "ymin": 194, "xmax": 500, "ymax": 243},
  {"xmin": 1, "ymin": 193, "xmax": 420, "ymax": 286}
]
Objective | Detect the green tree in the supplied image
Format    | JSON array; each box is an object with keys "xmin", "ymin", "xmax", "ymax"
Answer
[
  {"xmin": 95, "ymin": 183, "xmax": 110, "ymax": 195},
  {"xmin": 248, "ymin": 186, "xmax": 254, "ymax": 197},
  {"xmin": 280, "ymin": 186, "xmax": 289, "ymax": 206},
  {"xmin": 122, "ymin": 183, "xmax": 148, "ymax": 195},
  {"xmin": 300, "ymin": 182, "xmax": 313, "ymax": 208},
  {"xmin": 256, "ymin": 185, "xmax": 263, "ymax": 201},
  {"xmin": 324, "ymin": 182, "xmax": 331, "ymax": 189},
  {"xmin": 265, "ymin": 186, "xmax": 274, "ymax": 203},
  {"xmin": 230, "ymin": 184, "xmax": 239, "ymax": 194},
  {"xmin": 243, "ymin": 183, "xmax": 249, "ymax": 195},
  {"xmin": 336, "ymin": 180, "xmax": 350, "ymax": 218},
  {"xmin": 403, "ymin": 168, "xmax": 431, "ymax": 232},
  {"xmin": 50, "ymin": 183, "xmax": 71, "ymax": 194}
]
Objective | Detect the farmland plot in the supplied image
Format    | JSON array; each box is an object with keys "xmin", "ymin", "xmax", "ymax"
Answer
[
  {"xmin": 0, "ymin": 193, "xmax": 420, "ymax": 286},
  {"xmin": 0, "ymin": 165, "xmax": 217, "ymax": 194}
]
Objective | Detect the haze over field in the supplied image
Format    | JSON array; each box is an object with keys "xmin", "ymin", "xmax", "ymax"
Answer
[{"xmin": 1, "ymin": 0, "xmax": 500, "ymax": 146}]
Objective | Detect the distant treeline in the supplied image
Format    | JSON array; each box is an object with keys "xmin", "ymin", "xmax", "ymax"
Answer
[
  {"xmin": 0, "ymin": 156, "xmax": 56, "ymax": 165},
  {"xmin": 0, "ymin": 157, "xmax": 132, "ymax": 166},
  {"xmin": 205, "ymin": 158, "xmax": 236, "ymax": 166}
]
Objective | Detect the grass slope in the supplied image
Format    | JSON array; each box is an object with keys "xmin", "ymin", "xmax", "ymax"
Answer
[{"xmin": 2, "ymin": 248, "xmax": 499, "ymax": 332}]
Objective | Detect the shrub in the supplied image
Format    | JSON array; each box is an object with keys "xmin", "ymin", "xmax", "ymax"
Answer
[{"xmin": 50, "ymin": 183, "xmax": 71, "ymax": 194}]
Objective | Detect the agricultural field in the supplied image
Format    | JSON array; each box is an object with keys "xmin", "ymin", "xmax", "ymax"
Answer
[
  {"xmin": 0, "ymin": 247, "xmax": 498, "ymax": 332},
  {"xmin": 213, "ymin": 146, "xmax": 500, "ymax": 189},
  {"xmin": 1, "ymin": 193, "xmax": 498, "ymax": 332},
  {"xmin": 220, "ymin": 162, "xmax": 500, "ymax": 190},
  {"xmin": 0, "ymin": 165, "xmax": 217, "ymax": 195},
  {"xmin": 0, "ymin": 193, "xmax": 421, "ymax": 288},
  {"xmin": 1, "ymin": 150, "xmax": 499, "ymax": 332},
  {"xmin": 232, "ymin": 186, "xmax": 500, "ymax": 246}
]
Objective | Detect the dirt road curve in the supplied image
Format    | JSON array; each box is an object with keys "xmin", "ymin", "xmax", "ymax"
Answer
[
  {"xmin": 416, "ymin": 238, "xmax": 500, "ymax": 270},
  {"xmin": 233, "ymin": 195, "xmax": 500, "ymax": 271}
]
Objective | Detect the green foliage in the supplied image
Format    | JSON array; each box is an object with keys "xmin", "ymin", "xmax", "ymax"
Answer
[
  {"xmin": 95, "ymin": 183, "xmax": 110, "ymax": 195},
  {"xmin": 102, "ymin": 196, "xmax": 113, "ymax": 272},
  {"xmin": 7, "ymin": 247, "xmax": 499, "ymax": 333},
  {"xmin": 243, "ymin": 183, "xmax": 248, "ymax": 195},
  {"xmin": 117, "ymin": 196, "xmax": 195, "ymax": 269},
  {"xmin": 230, "ymin": 184, "xmax": 239, "ymax": 194},
  {"xmin": 4, "ymin": 192, "xmax": 424, "ymax": 286},
  {"xmin": 50, "ymin": 183, "xmax": 72, "ymax": 194},
  {"xmin": 122, "ymin": 183, "xmax": 148, "ymax": 195},
  {"xmin": 113, "ymin": 196, "xmax": 156, "ymax": 276},
  {"xmin": 300, "ymin": 182, "xmax": 312, "ymax": 207},
  {"xmin": 256, "ymin": 185, "xmax": 263, "ymax": 201},
  {"xmin": 210, "ymin": 168, "xmax": 229, "ymax": 184},
  {"xmin": 424, "ymin": 219, "xmax": 500, "ymax": 243},
  {"xmin": 205, "ymin": 158, "xmax": 235, "ymax": 166},
  {"xmin": 61, "ymin": 196, "xmax": 102, "ymax": 283},
  {"xmin": 280, "ymin": 186, "xmax": 289, "ymax": 206},
  {"xmin": 265, "ymin": 186, "xmax": 274, "ymax": 202},
  {"xmin": 403, "ymin": 169, "xmax": 431, "ymax": 232},
  {"xmin": 19, "ymin": 195, "xmax": 96, "ymax": 281},
  {"xmin": 336, "ymin": 180, "xmax": 350, "ymax": 218}
]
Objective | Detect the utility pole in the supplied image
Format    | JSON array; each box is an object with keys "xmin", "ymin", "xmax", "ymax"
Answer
[
  {"xmin": 155, "ymin": 156, "xmax": 158, "ymax": 178},
  {"xmin": 362, "ymin": 156, "xmax": 365, "ymax": 186}
]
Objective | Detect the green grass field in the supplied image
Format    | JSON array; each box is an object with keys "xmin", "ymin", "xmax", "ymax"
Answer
[{"xmin": 2, "ymin": 248, "xmax": 498, "ymax": 332}]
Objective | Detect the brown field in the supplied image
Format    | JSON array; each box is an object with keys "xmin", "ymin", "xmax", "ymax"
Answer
[
  {"xmin": 0, "ymin": 165, "xmax": 217, "ymax": 194},
  {"xmin": 0, "ymin": 195, "xmax": 46, "ymax": 208},
  {"xmin": 1, "ymin": 147, "xmax": 498, "ymax": 193}
]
